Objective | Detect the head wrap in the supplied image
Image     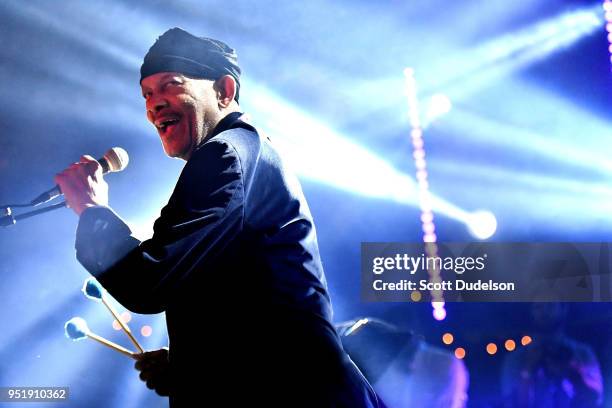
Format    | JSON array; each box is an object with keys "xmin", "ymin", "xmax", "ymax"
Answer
[{"xmin": 140, "ymin": 27, "xmax": 241, "ymax": 101}]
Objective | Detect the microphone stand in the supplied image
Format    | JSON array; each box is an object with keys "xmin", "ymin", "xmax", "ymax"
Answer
[{"xmin": 1, "ymin": 201, "xmax": 67, "ymax": 228}]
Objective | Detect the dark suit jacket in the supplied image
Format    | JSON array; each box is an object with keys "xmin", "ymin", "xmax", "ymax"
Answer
[{"xmin": 75, "ymin": 112, "xmax": 378, "ymax": 407}]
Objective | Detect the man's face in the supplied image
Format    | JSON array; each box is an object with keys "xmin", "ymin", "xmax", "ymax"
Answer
[{"xmin": 141, "ymin": 72, "xmax": 219, "ymax": 160}]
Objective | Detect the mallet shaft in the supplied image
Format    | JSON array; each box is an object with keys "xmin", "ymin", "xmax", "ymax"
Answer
[
  {"xmin": 102, "ymin": 297, "xmax": 144, "ymax": 353},
  {"xmin": 86, "ymin": 332, "xmax": 137, "ymax": 359}
]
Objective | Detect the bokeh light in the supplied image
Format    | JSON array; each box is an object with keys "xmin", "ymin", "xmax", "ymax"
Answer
[
  {"xmin": 468, "ymin": 210, "xmax": 498, "ymax": 240},
  {"xmin": 140, "ymin": 326, "xmax": 153, "ymax": 338},
  {"xmin": 112, "ymin": 320, "xmax": 122, "ymax": 331},
  {"xmin": 433, "ymin": 307, "xmax": 447, "ymax": 321},
  {"xmin": 120, "ymin": 311, "xmax": 132, "ymax": 323},
  {"xmin": 486, "ymin": 343, "xmax": 498, "ymax": 355},
  {"xmin": 454, "ymin": 347, "xmax": 466, "ymax": 360}
]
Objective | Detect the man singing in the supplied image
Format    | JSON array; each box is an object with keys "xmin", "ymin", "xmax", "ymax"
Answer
[{"xmin": 55, "ymin": 27, "xmax": 378, "ymax": 407}]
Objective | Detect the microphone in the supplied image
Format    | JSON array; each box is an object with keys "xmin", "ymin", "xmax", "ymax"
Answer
[{"xmin": 31, "ymin": 147, "xmax": 129, "ymax": 206}]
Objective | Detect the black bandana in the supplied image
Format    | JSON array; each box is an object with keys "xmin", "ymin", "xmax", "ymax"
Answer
[{"xmin": 140, "ymin": 27, "xmax": 241, "ymax": 101}]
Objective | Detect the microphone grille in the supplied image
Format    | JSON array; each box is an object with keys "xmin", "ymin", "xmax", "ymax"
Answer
[{"xmin": 103, "ymin": 147, "xmax": 129, "ymax": 172}]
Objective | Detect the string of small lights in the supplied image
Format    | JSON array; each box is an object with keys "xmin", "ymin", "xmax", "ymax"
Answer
[
  {"xmin": 440, "ymin": 332, "xmax": 533, "ymax": 360},
  {"xmin": 404, "ymin": 68, "xmax": 446, "ymax": 320},
  {"xmin": 604, "ymin": 0, "xmax": 612, "ymax": 67}
]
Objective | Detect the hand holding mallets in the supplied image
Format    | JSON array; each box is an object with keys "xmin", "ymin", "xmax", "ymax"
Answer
[
  {"xmin": 66, "ymin": 279, "xmax": 171, "ymax": 394},
  {"xmin": 64, "ymin": 317, "xmax": 137, "ymax": 359},
  {"xmin": 82, "ymin": 278, "xmax": 144, "ymax": 353}
]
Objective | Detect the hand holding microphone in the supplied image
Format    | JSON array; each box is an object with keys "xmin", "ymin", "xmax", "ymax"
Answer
[
  {"xmin": 1, "ymin": 148, "xmax": 129, "ymax": 227},
  {"xmin": 51, "ymin": 147, "xmax": 129, "ymax": 215}
]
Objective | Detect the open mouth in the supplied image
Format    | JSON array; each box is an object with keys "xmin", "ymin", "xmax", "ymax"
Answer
[{"xmin": 156, "ymin": 117, "xmax": 180, "ymax": 135}]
